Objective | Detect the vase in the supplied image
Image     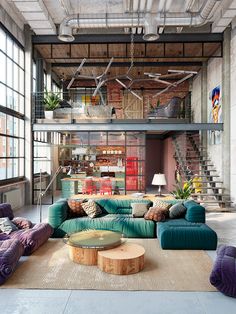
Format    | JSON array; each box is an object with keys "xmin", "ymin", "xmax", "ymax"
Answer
[{"xmin": 44, "ymin": 111, "xmax": 54, "ymax": 119}]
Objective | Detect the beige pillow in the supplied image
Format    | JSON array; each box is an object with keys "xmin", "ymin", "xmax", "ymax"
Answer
[
  {"xmin": 152, "ymin": 199, "xmax": 171, "ymax": 210},
  {"xmin": 131, "ymin": 203, "xmax": 148, "ymax": 217},
  {"xmin": 81, "ymin": 200, "xmax": 102, "ymax": 218}
]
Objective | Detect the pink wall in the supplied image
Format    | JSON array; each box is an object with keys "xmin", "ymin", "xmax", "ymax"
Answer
[
  {"xmin": 145, "ymin": 139, "xmax": 162, "ymax": 186},
  {"xmin": 162, "ymin": 137, "xmax": 176, "ymax": 193}
]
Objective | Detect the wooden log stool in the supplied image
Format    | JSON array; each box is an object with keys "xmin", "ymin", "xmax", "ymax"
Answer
[{"xmin": 97, "ymin": 243, "xmax": 145, "ymax": 275}]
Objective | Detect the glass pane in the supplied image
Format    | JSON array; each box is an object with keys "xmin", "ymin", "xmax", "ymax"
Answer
[
  {"xmin": 0, "ymin": 112, "xmax": 6, "ymax": 134},
  {"xmin": 7, "ymin": 88, "xmax": 13, "ymax": 109},
  {"xmin": 19, "ymin": 119, "xmax": 24, "ymax": 138},
  {"xmin": 0, "ymin": 83, "xmax": 6, "ymax": 107},
  {"xmin": 7, "ymin": 159, "xmax": 13, "ymax": 178},
  {"xmin": 13, "ymin": 92, "xmax": 19, "ymax": 111},
  {"xmin": 0, "ymin": 158, "xmax": 6, "ymax": 179},
  {"xmin": 71, "ymin": 132, "xmax": 88, "ymax": 145},
  {"xmin": 6, "ymin": 115, "xmax": 14, "ymax": 135},
  {"xmin": 126, "ymin": 176, "xmax": 145, "ymax": 191},
  {"xmin": 8, "ymin": 137, "xmax": 19, "ymax": 157},
  {"xmin": 0, "ymin": 28, "xmax": 6, "ymax": 52},
  {"xmin": 33, "ymin": 79, "xmax": 36, "ymax": 93},
  {"xmin": 13, "ymin": 158, "xmax": 18, "ymax": 177},
  {"xmin": 90, "ymin": 132, "xmax": 107, "ymax": 145},
  {"xmin": 19, "ymin": 95, "xmax": 24, "ymax": 114},
  {"xmin": 33, "ymin": 62, "xmax": 36, "ymax": 79},
  {"xmin": 108, "ymin": 132, "xmax": 125, "ymax": 145},
  {"xmin": 19, "ymin": 49, "xmax": 24, "ymax": 68},
  {"xmin": 7, "ymin": 58, "xmax": 13, "ymax": 88},
  {"xmin": 13, "ymin": 43, "xmax": 19, "ymax": 63},
  {"xmin": 126, "ymin": 132, "xmax": 145, "ymax": 145},
  {"xmin": 0, "ymin": 52, "xmax": 6, "ymax": 84},
  {"xmin": 126, "ymin": 146, "xmax": 145, "ymax": 159},
  {"xmin": 0, "ymin": 136, "xmax": 6, "ymax": 157},
  {"xmin": 7, "ymin": 37, "xmax": 13, "ymax": 59},
  {"xmin": 137, "ymin": 161, "xmax": 145, "ymax": 176},
  {"xmin": 19, "ymin": 158, "xmax": 24, "ymax": 176},
  {"xmin": 19, "ymin": 139, "xmax": 24, "ymax": 157},
  {"xmin": 13, "ymin": 64, "xmax": 19, "ymax": 91},
  {"xmin": 19, "ymin": 68, "xmax": 24, "ymax": 94},
  {"xmin": 13, "ymin": 117, "xmax": 19, "ymax": 136}
]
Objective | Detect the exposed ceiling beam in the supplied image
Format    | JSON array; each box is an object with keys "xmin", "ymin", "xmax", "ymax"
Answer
[
  {"xmin": 52, "ymin": 61, "xmax": 203, "ymax": 68},
  {"xmin": 32, "ymin": 33, "xmax": 223, "ymax": 44}
]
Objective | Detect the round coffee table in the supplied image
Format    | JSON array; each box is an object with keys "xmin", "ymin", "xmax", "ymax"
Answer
[
  {"xmin": 64, "ymin": 230, "xmax": 124, "ymax": 265},
  {"xmin": 97, "ymin": 243, "xmax": 145, "ymax": 275}
]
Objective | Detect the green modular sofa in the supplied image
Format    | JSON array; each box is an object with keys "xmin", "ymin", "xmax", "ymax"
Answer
[
  {"xmin": 157, "ymin": 200, "xmax": 217, "ymax": 250},
  {"xmin": 48, "ymin": 198, "xmax": 217, "ymax": 250},
  {"xmin": 48, "ymin": 198, "xmax": 155, "ymax": 238}
]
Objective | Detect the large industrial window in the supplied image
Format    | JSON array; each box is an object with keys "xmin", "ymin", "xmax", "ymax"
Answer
[{"xmin": 0, "ymin": 25, "xmax": 25, "ymax": 182}]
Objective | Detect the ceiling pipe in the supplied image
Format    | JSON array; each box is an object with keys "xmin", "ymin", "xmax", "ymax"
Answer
[{"xmin": 58, "ymin": 0, "xmax": 220, "ymax": 42}]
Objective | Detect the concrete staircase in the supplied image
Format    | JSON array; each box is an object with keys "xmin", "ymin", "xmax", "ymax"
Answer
[{"xmin": 172, "ymin": 132, "xmax": 232, "ymax": 208}]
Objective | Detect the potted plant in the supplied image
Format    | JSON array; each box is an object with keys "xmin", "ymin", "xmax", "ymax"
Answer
[
  {"xmin": 43, "ymin": 89, "xmax": 60, "ymax": 119},
  {"xmin": 171, "ymin": 178, "xmax": 193, "ymax": 200}
]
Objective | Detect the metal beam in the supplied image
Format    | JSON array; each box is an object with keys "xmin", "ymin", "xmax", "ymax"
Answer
[
  {"xmin": 32, "ymin": 33, "xmax": 223, "ymax": 44},
  {"xmin": 52, "ymin": 61, "xmax": 203, "ymax": 68},
  {"xmin": 33, "ymin": 122, "xmax": 223, "ymax": 132}
]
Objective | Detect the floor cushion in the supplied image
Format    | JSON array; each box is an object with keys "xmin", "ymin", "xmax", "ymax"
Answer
[
  {"xmin": 0, "ymin": 239, "xmax": 24, "ymax": 285},
  {"xmin": 210, "ymin": 245, "xmax": 236, "ymax": 297},
  {"xmin": 9, "ymin": 223, "xmax": 54, "ymax": 256},
  {"xmin": 157, "ymin": 219, "xmax": 217, "ymax": 250}
]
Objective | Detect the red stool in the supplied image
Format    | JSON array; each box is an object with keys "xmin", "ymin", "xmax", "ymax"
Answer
[
  {"xmin": 82, "ymin": 179, "xmax": 97, "ymax": 195},
  {"xmin": 99, "ymin": 178, "xmax": 112, "ymax": 195}
]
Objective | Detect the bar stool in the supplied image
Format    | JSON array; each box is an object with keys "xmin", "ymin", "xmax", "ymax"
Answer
[
  {"xmin": 82, "ymin": 178, "xmax": 97, "ymax": 195},
  {"xmin": 99, "ymin": 178, "xmax": 112, "ymax": 195}
]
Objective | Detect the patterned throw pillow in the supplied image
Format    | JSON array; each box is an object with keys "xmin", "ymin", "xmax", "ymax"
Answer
[
  {"xmin": 81, "ymin": 200, "xmax": 102, "ymax": 218},
  {"xmin": 152, "ymin": 199, "xmax": 171, "ymax": 210},
  {"xmin": 131, "ymin": 203, "xmax": 148, "ymax": 217},
  {"xmin": 169, "ymin": 203, "xmax": 186, "ymax": 219},
  {"xmin": 67, "ymin": 199, "xmax": 87, "ymax": 217},
  {"xmin": 144, "ymin": 207, "xmax": 169, "ymax": 222}
]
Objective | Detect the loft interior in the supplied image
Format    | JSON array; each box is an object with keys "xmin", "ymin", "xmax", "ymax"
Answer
[{"xmin": 0, "ymin": 0, "xmax": 235, "ymax": 207}]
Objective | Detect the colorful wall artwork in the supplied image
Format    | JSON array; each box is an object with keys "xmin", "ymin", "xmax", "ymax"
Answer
[{"xmin": 208, "ymin": 85, "xmax": 222, "ymax": 145}]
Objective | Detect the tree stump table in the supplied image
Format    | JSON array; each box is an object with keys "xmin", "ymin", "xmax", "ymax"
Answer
[{"xmin": 97, "ymin": 243, "xmax": 145, "ymax": 275}]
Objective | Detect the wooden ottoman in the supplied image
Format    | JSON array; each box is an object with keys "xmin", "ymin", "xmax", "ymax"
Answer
[{"xmin": 98, "ymin": 243, "xmax": 145, "ymax": 275}]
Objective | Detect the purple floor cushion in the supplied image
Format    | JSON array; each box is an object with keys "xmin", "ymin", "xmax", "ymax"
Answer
[
  {"xmin": 210, "ymin": 245, "xmax": 236, "ymax": 297},
  {"xmin": 0, "ymin": 239, "xmax": 24, "ymax": 285},
  {"xmin": 9, "ymin": 223, "xmax": 54, "ymax": 256}
]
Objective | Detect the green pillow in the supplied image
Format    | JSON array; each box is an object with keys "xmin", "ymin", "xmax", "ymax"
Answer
[{"xmin": 169, "ymin": 203, "xmax": 186, "ymax": 219}]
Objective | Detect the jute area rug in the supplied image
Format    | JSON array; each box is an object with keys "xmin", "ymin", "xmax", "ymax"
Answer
[{"xmin": 2, "ymin": 239, "xmax": 216, "ymax": 291}]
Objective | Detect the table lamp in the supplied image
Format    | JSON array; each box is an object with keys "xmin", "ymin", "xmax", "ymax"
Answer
[{"xmin": 152, "ymin": 173, "xmax": 167, "ymax": 197}]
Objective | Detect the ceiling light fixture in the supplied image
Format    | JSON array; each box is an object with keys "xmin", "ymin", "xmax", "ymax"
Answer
[
  {"xmin": 143, "ymin": 13, "xmax": 159, "ymax": 41},
  {"xmin": 58, "ymin": 24, "xmax": 74, "ymax": 42}
]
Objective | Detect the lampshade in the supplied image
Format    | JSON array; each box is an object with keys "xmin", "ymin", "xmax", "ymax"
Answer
[{"xmin": 152, "ymin": 174, "xmax": 167, "ymax": 186}]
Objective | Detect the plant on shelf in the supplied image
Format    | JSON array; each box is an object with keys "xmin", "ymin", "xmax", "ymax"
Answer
[
  {"xmin": 171, "ymin": 178, "xmax": 193, "ymax": 199},
  {"xmin": 43, "ymin": 89, "xmax": 60, "ymax": 119}
]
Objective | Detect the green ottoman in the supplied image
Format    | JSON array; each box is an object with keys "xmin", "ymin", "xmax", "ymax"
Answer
[{"xmin": 157, "ymin": 219, "xmax": 217, "ymax": 250}]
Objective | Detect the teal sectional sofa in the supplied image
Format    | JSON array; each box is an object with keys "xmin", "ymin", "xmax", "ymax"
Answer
[
  {"xmin": 48, "ymin": 198, "xmax": 217, "ymax": 250},
  {"xmin": 48, "ymin": 198, "xmax": 155, "ymax": 238}
]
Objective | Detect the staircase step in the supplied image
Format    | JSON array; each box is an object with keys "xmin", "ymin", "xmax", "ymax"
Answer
[
  {"xmin": 198, "ymin": 187, "xmax": 225, "ymax": 190},
  {"xmin": 188, "ymin": 175, "xmax": 220, "ymax": 178},
  {"xmin": 192, "ymin": 181, "xmax": 223, "ymax": 184},
  {"xmin": 196, "ymin": 200, "xmax": 233, "ymax": 204},
  {"xmin": 191, "ymin": 193, "xmax": 229, "ymax": 196}
]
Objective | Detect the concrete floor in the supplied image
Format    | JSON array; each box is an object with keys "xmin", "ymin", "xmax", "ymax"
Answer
[{"xmin": 1, "ymin": 204, "xmax": 236, "ymax": 314}]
